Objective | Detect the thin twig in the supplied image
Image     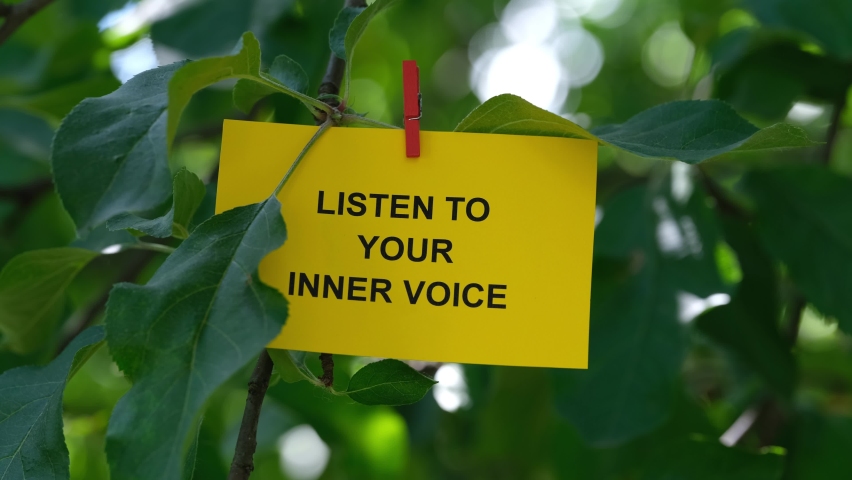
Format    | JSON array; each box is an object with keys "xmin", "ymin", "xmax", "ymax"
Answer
[
  {"xmin": 319, "ymin": 353, "xmax": 334, "ymax": 387},
  {"xmin": 340, "ymin": 113, "xmax": 401, "ymax": 129},
  {"xmin": 0, "ymin": 0, "xmax": 55, "ymax": 46},
  {"xmin": 698, "ymin": 168, "xmax": 748, "ymax": 220},
  {"xmin": 228, "ymin": 351, "xmax": 275, "ymax": 480}
]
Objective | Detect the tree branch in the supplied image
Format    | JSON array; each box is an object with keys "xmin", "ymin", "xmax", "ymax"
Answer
[
  {"xmin": 228, "ymin": 350, "xmax": 274, "ymax": 480},
  {"xmin": 319, "ymin": 353, "xmax": 334, "ymax": 387},
  {"xmin": 0, "ymin": 0, "xmax": 55, "ymax": 46},
  {"xmin": 698, "ymin": 169, "xmax": 749, "ymax": 220},
  {"xmin": 228, "ymin": 2, "xmax": 362, "ymax": 476},
  {"xmin": 315, "ymin": 0, "xmax": 366, "ymax": 123}
]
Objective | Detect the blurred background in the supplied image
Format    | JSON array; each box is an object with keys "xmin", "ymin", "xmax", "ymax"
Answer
[{"xmin": 1, "ymin": 0, "xmax": 850, "ymax": 478}]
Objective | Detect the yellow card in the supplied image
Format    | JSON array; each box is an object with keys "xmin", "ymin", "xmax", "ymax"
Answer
[{"xmin": 216, "ymin": 121, "xmax": 596, "ymax": 368}]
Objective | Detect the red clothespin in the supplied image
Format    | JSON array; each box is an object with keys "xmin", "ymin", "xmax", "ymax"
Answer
[{"xmin": 402, "ymin": 60, "xmax": 421, "ymax": 158}]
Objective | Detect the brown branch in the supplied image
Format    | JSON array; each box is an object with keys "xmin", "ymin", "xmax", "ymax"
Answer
[
  {"xmin": 228, "ymin": 1, "xmax": 363, "ymax": 477},
  {"xmin": 719, "ymin": 87, "xmax": 847, "ymax": 450},
  {"xmin": 319, "ymin": 353, "xmax": 334, "ymax": 387},
  {"xmin": 315, "ymin": 0, "xmax": 366, "ymax": 123},
  {"xmin": 228, "ymin": 350, "xmax": 274, "ymax": 480},
  {"xmin": 699, "ymin": 169, "xmax": 749, "ymax": 220},
  {"xmin": 0, "ymin": 0, "xmax": 55, "ymax": 46}
]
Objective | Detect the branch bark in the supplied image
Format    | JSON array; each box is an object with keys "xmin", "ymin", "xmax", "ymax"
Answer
[
  {"xmin": 229, "ymin": 1, "xmax": 363, "ymax": 477},
  {"xmin": 0, "ymin": 0, "xmax": 55, "ymax": 46},
  {"xmin": 319, "ymin": 352, "xmax": 334, "ymax": 387},
  {"xmin": 228, "ymin": 351, "xmax": 275, "ymax": 480},
  {"xmin": 315, "ymin": 0, "xmax": 366, "ymax": 123}
]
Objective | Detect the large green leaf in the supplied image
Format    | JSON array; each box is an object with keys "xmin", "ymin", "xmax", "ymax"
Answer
[
  {"xmin": 0, "ymin": 108, "xmax": 54, "ymax": 188},
  {"xmin": 166, "ymin": 32, "xmax": 262, "ymax": 147},
  {"xmin": 341, "ymin": 0, "xmax": 398, "ymax": 100},
  {"xmin": 170, "ymin": 32, "xmax": 326, "ymax": 136},
  {"xmin": 787, "ymin": 412, "xmax": 852, "ymax": 478},
  {"xmin": 150, "ymin": 0, "xmax": 290, "ymax": 58},
  {"xmin": 330, "ymin": 6, "xmax": 366, "ymax": 60},
  {"xmin": 0, "ymin": 248, "xmax": 98, "ymax": 354},
  {"xmin": 745, "ymin": 0, "xmax": 852, "ymax": 61},
  {"xmin": 104, "ymin": 196, "xmax": 288, "ymax": 480},
  {"xmin": 232, "ymin": 54, "xmax": 310, "ymax": 115},
  {"xmin": 641, "ymin": 439, "xmax": 784, "ymax": 479},
  {"xmin": 455, "ymin": 94, "xmax": 817, "ymax": 163},
  {"xmin": 52, "ymin": 62, "xmax": 184, "ymax": 234},
  {"xmin": 744, "ymin": 167, "xmax": 852, "ymax": 334},
  {"xmin": 346, "ymin": 359, "xmax": 436, "ymax": 406},
  {"xmin": 2, "ymin": 75, "xmax": 120, "ymax": 119},
  {"xmin": 715, "ymin": 40, "xmax": 852, "ymax": 119},
  {"xmin": 554, "ymin": 178, "xmax": 727, "ymax": 446},
  {"xmin": 107, "ymin": 168, "xmax": 206, "ymax": 239},
  {"xmin": 696, "ymin": 217, "xmax": 795, "ymax": 396},
  {"xmin": 0, "ymin": 326, "xmax": 104, "ymax": 480}
]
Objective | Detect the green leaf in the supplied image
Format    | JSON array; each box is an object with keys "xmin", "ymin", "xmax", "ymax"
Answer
[
  {"xmin": 104, "ymin": 196, "xmax": 288, "ymax": 480},
  {"xmin": 150, "ymin": 0, "xmax": 290, "ymax": 58},
  {"xmin": 171, "ymin": 32, "xmax": 327, "ymax": 130},
  {"xmin": 0, "ymin": 248, "xmax": 98, "ymax": 354},
  {"xmin": 0, "ymin": 326, "xmax": 105, "ymax": 480},
  {"xmin": 455, "ymin": 94, "xmax": 817, "ymax": 163},
  {"xmin": 267, "ymin": 349, "xmax": 313, "ymax": 384},
  {"xmin": 52, "ymin": 62, "xmax": 184, "ymax": 234},
  {"xmin": 715, "ymin": 40, "xmax": 852, "ymax": 119},
  {"xmin": 745, "ymin": 0, "xmax": 852, "ymax": 61},
  {"xmin": 107, "ymin": 168, "xmax": 206, "ymax": 239},
  {"xmin": 346, "ymin": 359, "xmax": 436, "ymax": 406},
  {"xmin": 4, "ymin": 75, "xmax": 120, "ymax": 119},
  {"xmin": 641, "ymin": 439, "xmax": 784, "ymax": 479},
  {"xmin": 0, "ymin": 108, "xmax": 54, "ymax": 188},
  {"xmin": 341, "ymin": 0, "xmax": 398, "ymax": 100},
  {"xmin": 330, "ymin": 6, "xmax": 366, "ymax": 59},
  {"xmin": 696, "ymin": 217, "xmax": 795, "ymax": 396},
  {"xmin": 554, "ymin": 177, "xmax": 727, "ymax": 446},
  {"xmin": 232, "ymin": 54, "xmax": 309, "ymax": 115},
  {"xmin": 744, "ymin": 167, "xmax": 852, "ymax": 334},
  {"xmin": 787, "ymin": 412, "xmax": 852, "ymax": 478},
  {"xmin": 166, "ymin": 32, "xmax": 262, "ymax": 147}
]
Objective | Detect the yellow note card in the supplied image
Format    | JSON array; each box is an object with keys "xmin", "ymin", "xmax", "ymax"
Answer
[{"xmin": 216, "ymin": 121, "xmax": 596, "ymax": 369}]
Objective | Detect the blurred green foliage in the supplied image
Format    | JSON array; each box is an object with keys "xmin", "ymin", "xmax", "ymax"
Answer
[{"xmin": 0, "ymin": 0, "xmax": 851, "ymax": 479}]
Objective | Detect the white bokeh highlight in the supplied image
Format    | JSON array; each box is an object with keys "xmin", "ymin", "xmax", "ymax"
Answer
[
  {"xmin": 433, "ymin": 364, "xmax": 471, "ymax": 413},
  {"xmin": 278, "ymin": 425, "xmax": 330, "ymax": 480},
  {"xmin": 469, "ymin": 0, "xmax": 610, "ymax": 114}
]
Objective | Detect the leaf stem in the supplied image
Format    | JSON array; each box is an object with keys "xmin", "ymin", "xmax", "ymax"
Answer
[
  {"xmin": 250, "ymin": 74, "xmax": 333, "ymax": 118},
  {"xmin": 340, "ymin": 113, "xmax": 401, "ymax": 129},
  {"xmin": 273, "ymin": 120, "xmax": 333, "ymax": 196},
  {"xmin": 124, "ymin": 242, "xmax": 176, "ymax": 255}
]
